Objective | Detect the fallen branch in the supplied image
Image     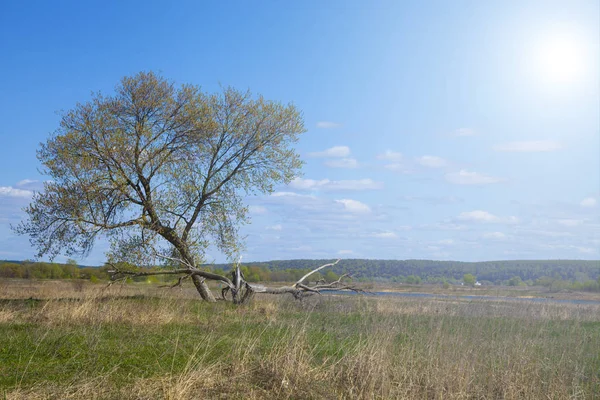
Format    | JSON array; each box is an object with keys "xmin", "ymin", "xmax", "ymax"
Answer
[{"xmin": 106, "ymin": 258, "xmax": 364, "ymax": 304}]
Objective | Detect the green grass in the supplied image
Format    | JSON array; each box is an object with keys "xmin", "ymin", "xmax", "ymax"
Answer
[{"xmin": 0, "ymin": 282, "xmax": 599, "ymax": 399}]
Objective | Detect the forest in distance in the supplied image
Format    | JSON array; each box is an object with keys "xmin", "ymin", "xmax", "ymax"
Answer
[{"xmin": 1, "ymin": 258, "xmax": 598, "ymax": 290}]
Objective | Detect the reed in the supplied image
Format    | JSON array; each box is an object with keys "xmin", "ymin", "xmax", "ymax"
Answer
[{"xmin": 1, "ymin": 280, "xmax": 599, "ymax": 399}]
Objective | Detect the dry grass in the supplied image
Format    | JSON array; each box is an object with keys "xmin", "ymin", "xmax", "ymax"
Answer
[{"xmin": 1, "ymin": 280, "xmax": 599, "ymax": 399}]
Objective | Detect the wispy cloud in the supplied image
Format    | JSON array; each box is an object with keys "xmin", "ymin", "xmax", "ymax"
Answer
[
  {"xmin": 308, "ymin": 145, "xmax": 351, "ymax": 158},
  {"xmin": 399, "ymin": 195, "xmax": 463, "ymax": 204},
  {"xmin": 289, "ymin": 178, "xmax": 383, "ymax": 191},
  {"xmin": 482, "ymin": 231, "xmax": 507, "ymax": 240},
  {"xmin": 371, "ymin": 231, "xmax": 398, "ymax": 239},
  {"xmin": 266, "ymin": 224, "xmax": 282, "ymax": 231},
  {"xmin": 249, "ymin": 205, "xmax": 267, "ymax": 214},
  {"xmin": 316, "ymin": 121, "xmax": 341, "ymax": 129},
  {"xmin": 445, "ymin": 170, "xmax": 504, "ymax": 185},
  {"xmin": 335, "ymin": 199, "xmax": 371, "ymax": 213},
  {"xmin": 271, "ymin": 191, "xmax": 316, "ymax": 199},
  {"xmin": 457, "ymin": 210, "xmax": 519, "ymax": 224},
  {"xmin": 418, "ymin": 222, "xmax": 467, "ymax": 231},
  {"xmin": 376, "ymin": 150, "xmax": 413, "ymax": 173},
  {"xmin": 416, "ymin": 155, "xmax": 447, "ymax": 168},
  {"xmin": 557, "ymin": 218, "xmax": 583, "ymax": 227},
  {"xmin": 0, "ymin": 186, "xmax": 33, "ymax": 198},
  {"xmin": 324, "ymin": 158, "xmax": 359, "ymax": 169},
  {"xmin": 376, "ymin": 150, "xmax": 403, "ymax": 162},
  {"xmin": 384, "ymin": 163, "xmax": 413, "ymax": 174},
  {"xmin": 16, "ymin": 179, "xmax": 38, "ymax": 187},
  {"xmin": 493, "ymin": 140, "xmax": 562, "ymax": 152},
  {"xmin": 338, "ymin": 249, "xmax": 354, "ymax": 255},
  {"xmin": 580, "ymin": 197, "xmax": 597, "ymax": 207},
  {"xmin": 452, "ymin": 128, "xmax": 476, "ymax": 137}
]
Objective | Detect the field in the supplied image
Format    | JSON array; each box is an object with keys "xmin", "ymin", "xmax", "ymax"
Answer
[{"xmin": 1, "ymin": 280, "xmax": 599, "ymax": 399}]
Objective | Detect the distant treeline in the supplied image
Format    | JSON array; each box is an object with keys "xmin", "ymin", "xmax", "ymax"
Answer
[
  {"xmin": 0, "ymin": 260, "xmax": 111, "ymax": 282},
  {"xmin": 209, "ymin": 259, "xmax": 600, "ymax": 290},
  {"xmin": 0, "ymin": 260, "xmax": 341, "ymax": 284},
  {"xmin": 1, "ymin": 259, "xmax": 599, "ymax": 291}
]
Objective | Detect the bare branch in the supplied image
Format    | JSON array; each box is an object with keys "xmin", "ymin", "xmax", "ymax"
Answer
[
  {"xmin": 238, "ymin": 260, "xmax": 366, "ymax": 302},
  {"xmin": 294, "ymin": 259, "xmax": 340, "ymax": 287}
]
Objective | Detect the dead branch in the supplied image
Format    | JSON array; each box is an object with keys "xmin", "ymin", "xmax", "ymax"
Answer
[
  {"xmin": 294, "ymin": 259, "xmax": 340, "ymax": 286},
  {"xmin": 239, "ymin": 260, "xmax": 366, "ymax": 302},
  {"xmin": 106, "ymin": 258, "xmax": 364, "ymax": 304}
]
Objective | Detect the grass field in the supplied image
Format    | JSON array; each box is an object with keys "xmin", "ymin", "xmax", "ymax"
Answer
[{"xmin": 1, "ymin": 280, "xmax": 599, "ymax": 399}]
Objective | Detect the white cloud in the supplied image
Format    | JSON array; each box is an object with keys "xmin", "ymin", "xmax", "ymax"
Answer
[
  {"xmin": 316, "ymin": 121, "xmax": 341, "ymax": 129},
  {"xmin": 289, "ymin": 178, "xmax": 383, "ymax": 191},
  {"xmin": 377, "ymin": 151, "xmax": 412, "ymax": 173},
  {"xmin": 557, "ymin": 219, "xmax": 582, "ymax": 227},
  {"xmin": 493, "ymin": 140, "xmax": 562, "ymax": 152},
  {"xmin": 580, "ymin": 197, "xmax": 597, "ymax": 207},
  {"xmin": 541, "ymin": 244, "xmax": 598, "ymax": 255},
  {"xmin": 271, "ymin": 191, "xmax": 316, "ymax": 198},
  {"xmin": 249, "ymin": 205, "xmax": 267, "ymax": 214},
  {"xmin": 335, "ymin": 199, "xmax": 371, "ymax": 213},
  {"xmin": 0, "ymin": 186, "xmax": 33, "ymax": 198},
  {"xmin": 384, "ymin": 163, "xmax": 412, "ymax": 173},
  {"xmin": 445, "ymin": 169, "xmax": 504, "ymax": 185},
  {"xmin": 338, "ymin": 249, "xmax": 354, "ymax": 255},
  {"xmin": 288, "ymin": 179, "xmax": 328, "ymax": 190},
  {"xmin": 457, "ymin": 210, "xmax": 519, "ymax": 224},
  {"xmin": 452, "ymin": 128, "xmax": 476, "ymax": 137},
  {"xmin": 308, "ymin": 146, "xmax": 350, "ymax": 158},
  {"xmin": 419, "ymin": 222, "xmax": 467, "ymax": 231},
  {"xmin": 371, "ymin": 231, "xmax": 398, "ymax": 239},
  {"xmin": 324, "ymin": 158, "xmax": 359, "ymax": 169},
  {"xmin": 438, "ymin": 239, "xmax": 455, "ymax": 245},
  {"xmin": 16, "ymin": 179, "xmax": 38, "ymax": 187},
  {"xmin": 399, "ymin": 195, "xmax": 463, "ymax": 204},
  {"xmin": 576, "ymin": 246, "xmax": 596, "ymax": 254},
  {"xmin": 482, "ymin": 232, "xmax": 507, "ymax": 240},
  {"xmin": 523, "ymin": 230, "xmax": 573, "ymax": 238},
  {"xmin": 376, "ymin": 150, "xmax": 403, "ymax": 162},
  {"xmin": 266, "ymin": 224, "xmax": 282, "ymax": 231},
  {"xmin": 416, "ymin": 155, "xmax": 447, "ymax": 168}
]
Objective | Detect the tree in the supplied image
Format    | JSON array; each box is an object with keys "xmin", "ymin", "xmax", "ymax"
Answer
[
  {"xmin": 508, "ymin": 276, "xmax": 524, "ymax": 286},
  {"xmin": 14, "ymin": 72, "xmax": 306, "ymax": 302},
  {"xmin": 463, "ymin": 273, "xmax": 476, "ymax": 286}
]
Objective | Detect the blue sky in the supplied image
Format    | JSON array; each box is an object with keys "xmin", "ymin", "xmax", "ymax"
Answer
[{"xmin": 1, "ymin": 0, "xmax": 598, "ymax": 264}]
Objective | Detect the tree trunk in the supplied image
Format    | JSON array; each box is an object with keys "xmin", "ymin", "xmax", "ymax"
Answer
[{"xmin": 192, "ymin": 275, "xmax": 217, "ymax": 302}]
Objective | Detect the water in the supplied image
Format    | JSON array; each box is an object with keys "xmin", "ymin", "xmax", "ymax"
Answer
[{"xmin": 331, "ymin": 290, "xmax": 600, "ymax": 305}]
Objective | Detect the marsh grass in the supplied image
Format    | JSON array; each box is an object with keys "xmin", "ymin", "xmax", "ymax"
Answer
[{"xmin": 1, "ymin": 280, "xmax": 599, "ymax": 399}]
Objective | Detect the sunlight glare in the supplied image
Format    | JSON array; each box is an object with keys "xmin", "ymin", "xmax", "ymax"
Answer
[{"xmin": 534, "ymin": 35, "xmax": 586, "ymax": 85}]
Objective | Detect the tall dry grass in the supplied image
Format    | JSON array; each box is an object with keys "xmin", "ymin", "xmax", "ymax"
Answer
[{"xmin": 1, "ymin": 280, "xmax": 599, "ymax": 399}]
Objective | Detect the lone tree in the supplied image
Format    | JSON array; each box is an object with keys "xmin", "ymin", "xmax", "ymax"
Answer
[{"xmin": 15, "ymin": 72, "xmax": 360, "ymax": 302}]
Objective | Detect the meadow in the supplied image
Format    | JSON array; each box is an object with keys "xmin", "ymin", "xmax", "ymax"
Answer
[{"xmin": 1, "ymin": 280, "xmax": 599, "ymax": 399}]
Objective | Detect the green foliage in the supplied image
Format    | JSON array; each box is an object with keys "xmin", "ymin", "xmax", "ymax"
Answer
[
  {"xmin": 508, "ymin": 276, "xmax": 525, "ymax": 286},
  {"xmin": 324, "ymin": 270, "xmax": 339, "ymax": 282},
  {"xmin": 463, "ymin": 273, "xmax": 476, "ymax": 286},
  {"xmin": 2, "ymin": 258, "xmax": 599, "ymax": 292},
  {"xmin": 405, "ymin": 275, "xmax": 422, "ymax": 284},
  {"xmin": 12, "ymin": 71, "xmax": 305, "ymax": 272},
  {"xmin": 209, "ymin": 258, "xmax": 599, "ymax": 287}
]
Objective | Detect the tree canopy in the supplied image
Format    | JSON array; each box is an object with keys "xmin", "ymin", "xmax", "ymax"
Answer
[{"xmin": 14, "ymin": 72, "xmax": 305, "ymax": 301}]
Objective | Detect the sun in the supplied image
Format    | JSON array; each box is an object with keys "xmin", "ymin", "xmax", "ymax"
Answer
[{"xmin": 533, "ymin": 35, "xmax": 586, "ymax": 84}]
